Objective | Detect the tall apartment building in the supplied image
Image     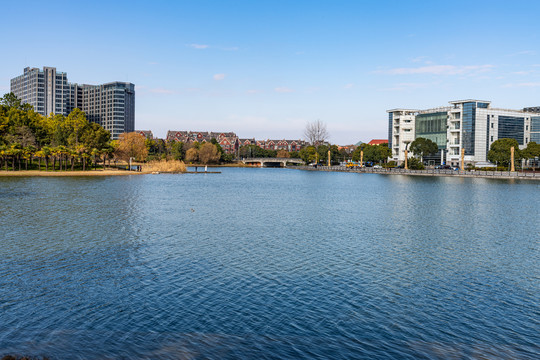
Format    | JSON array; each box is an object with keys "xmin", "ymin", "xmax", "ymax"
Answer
[
  {"xmin": 10, "ymin": 67, "xmax": 135, "ymax": 139},
  {"xmin": 388, "ymin": 100, "xmax": 539, "ymax": 167}
]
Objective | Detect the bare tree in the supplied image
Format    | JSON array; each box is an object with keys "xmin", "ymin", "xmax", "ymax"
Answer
[{"xmin": 304, "ymin": 120, "xmax": 329, "ymax": 147}]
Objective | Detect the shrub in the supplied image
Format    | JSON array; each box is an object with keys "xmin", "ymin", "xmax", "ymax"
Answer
[{"xmin": 144, "ymin": 159, "xmax": 187, "ymax": 173}]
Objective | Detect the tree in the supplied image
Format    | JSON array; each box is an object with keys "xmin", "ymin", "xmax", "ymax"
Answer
[
  {"xmin": 198, "ymin": 143, "xmax": 220, "ymax": 164},
  {"xmin": 299, "ymin": 146, "xmax": 317, "ymax": 164},
  {"xmin": 170, "ymin": 141, "xmax": 185, "ymax": 160},
  {"xmin": 65, "ymin": 108, "xmax": 88, "ymax": 147},
  {"xmin": 522, "ymin": 141, "xmax": 540, "ymax": 159},
  {"xmin": 407, "ymin": 156, "xmax": 425, "ymax": 170},
  {"xmin": 304, "ymin": 120, "xmax": 329, "ymax": 147},
  {"xmin": 409, "ymin": 137, "xmax": 438, "ymax": 162},
  {"xmin": 115, "ymin": 132, "xmax": 148, "ymax": 162},
  {"xmin": 185, "ymin": 148, "xmax": 199, "ymax": 163},
  {"xmin": 276, "ymin": 149, "xmax": 290, "ymax": 158},
  {"xmin": 488, "ymin": 138, "xmax": 521, "ymax": 167}
]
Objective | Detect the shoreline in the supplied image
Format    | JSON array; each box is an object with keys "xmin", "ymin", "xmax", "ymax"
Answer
[{"xmin": 0, "ymin": 170, "xmax": 150, "ymax": 177}]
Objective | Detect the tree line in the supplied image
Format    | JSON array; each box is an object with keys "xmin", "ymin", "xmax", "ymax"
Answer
[{"xmin": 0, "ymin": 93, "xmax": 112, "ymax": 171}]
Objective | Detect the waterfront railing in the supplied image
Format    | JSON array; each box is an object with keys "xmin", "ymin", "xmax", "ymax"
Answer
[{"xmin": 294, "ymin": 166, "xmax": 540, "ymax": 179}]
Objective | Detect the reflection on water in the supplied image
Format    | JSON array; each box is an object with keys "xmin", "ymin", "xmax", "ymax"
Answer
[{"xmin": 0, "ymin": 169, "xmax": 538, "ymax": 359}]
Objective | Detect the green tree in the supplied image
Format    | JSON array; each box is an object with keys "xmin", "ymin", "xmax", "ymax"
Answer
[
  {"xmin": 410, "ymin": 137, "xmax": 438, "ymax": 162},
  {"xmin": 522, "ymin": 141, "xmax": 540, "ymax": 159},
  {"xmin": 299, "ymin": 146, "xmax": 317, "ymax": 164},
  {"xmin": 170, "ymin": 141, "xmax": 185, "ymax": 160},
  {"xmin": 65, "ymin": 108, "xmax": 88, "ymax": 147},
  {"xmin": 407, "ymin": 156, "xmax": 425, "ymax": 170},
  {"xmin": 488, "ymin": 138, "xmax": 521, "ymax": 167}
]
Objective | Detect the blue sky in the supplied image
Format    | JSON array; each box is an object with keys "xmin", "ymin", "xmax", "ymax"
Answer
[{"xmin": 1, "ymin": 0, "xmax": 539, "ymax": 144}]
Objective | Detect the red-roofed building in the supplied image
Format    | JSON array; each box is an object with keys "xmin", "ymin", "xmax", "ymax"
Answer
[{"xmin": 368, "ymin": 139, "xmax": 388, "ymax": 146}]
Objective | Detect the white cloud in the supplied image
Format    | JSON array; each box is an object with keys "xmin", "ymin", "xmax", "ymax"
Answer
[
  {"xmin": 512, "ymin": 70, "xmax": 535, "ymax": 75},
  {"xmin": 247, "ymin": 89, "xmax": 262, "ymax": 94},
  {"xmin": 188, "ymin": 44, "xmax": 209, "ymax": 49},
  {"xmin": 213, "ymin": 73, "xmax": 226, "ymax": 81},
  {"xmin": 508, "ymin": 50, "xmax": 535, "ymax": 56},
  {"xmin": 502, "ymin": 82, "xmax": 540, "ymax": 88},
  {"xmin": 135, "ymin": 85, "xmax": 146, "ymax": 90},
  {"xmin": 344, "ymin": 83, "xmax": 354, "ymax": 89},
  {"xmin": 150, "ymin": 88, "xmax": 176, "ymax": 94},
  {"xmin": 380, "ymin": 82, "xmax": 433, "ymax": 91},
  {"xmin": 220, "ymin": 46, "xmax": 239, "ymax": 51},
  {"xmin": 274, "ymin": 87, "xmax": 294, "ymax": 93},
  {"xmin": 375, "ymin": 64, "xmax": 494, "ymax": 76}
]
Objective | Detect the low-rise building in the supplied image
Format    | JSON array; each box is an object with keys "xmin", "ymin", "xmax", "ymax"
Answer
[{"xmin": 136, "ymin": 130, "xmax": 153, "ymax": 139}]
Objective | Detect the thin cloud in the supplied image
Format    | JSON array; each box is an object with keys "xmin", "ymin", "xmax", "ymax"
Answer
[
  {"xmin": 375, "ymin": 64, "xmax": 494, "ymax": 76},
  {"xmin": 380, "ymin": 82, "xmax": 433, "ymax": 91},
  {"xmin": 512, "ymin": 70, "xmax": 536, "ymax": 75},
  {"xmin": 274, "ymin": 87, "xmax": 294, "ymax": 93},
  {"xmin": 507, "ymin": 50, "xmax": 535, "ymax": 56},
  {"xmin": 148, "ymin": 61, "xmax": 159, "ymax": 65},
  {"xmin": 502, "ymin": 82, "xmax": 540, "ymax": 88},
  {"xmin": 344, "ymin": 83, "xmax": 354, "ymax": 89},
  {"xmin": 213, "ymin": 74, "xmax": 226, "ymax": 81},
  {"xmin": 187, "ymin": 44, "xmax": 238, "ymax": 51},
  {"xmin": 188, "ymin": 44, "xmax": 209, "ymax": 49},
  {"xmin": 247, "ymin": 89, "xmax": 262, "ymax": 94},
  {"xmin": 150, "ymin": 88, "xmax": 176, "ymax": 94}
]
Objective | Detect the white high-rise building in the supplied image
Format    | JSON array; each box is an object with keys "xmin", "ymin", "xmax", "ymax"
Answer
[
  {"xmin": 388, "ymin": 100, "xmax": 538, "ymax": 166},
  {"xmin": 10, "ymin": 67, "xmax": 135, "ymax": 139}
]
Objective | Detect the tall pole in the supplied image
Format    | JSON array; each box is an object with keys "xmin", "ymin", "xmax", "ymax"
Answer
[
  {"xmin": 511, "ymin": 146, "xmax": 515, "ymax": 172},
  {"xmin": 460, "ymin": 148, "xmax": 465, "ymax": 171},
  {"xmin": 360, "ymin": 150, "xmax": 364, "ymax": 167},
  {"xmin": 328, "ymin": 150, "xmax": 331, "ymax": 167},
  {"xmin": 404, "ymin": 150, "xmax": 408, "ymax": 170},
  {"xmin": 404, "ymin": 141, "xmax": 410, "ymax": 170}
]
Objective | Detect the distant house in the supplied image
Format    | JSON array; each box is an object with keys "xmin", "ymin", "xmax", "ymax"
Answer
[
  {"xmin": 260, "ymin": 139, "xmax": 307, "ymax": 152},
  {"xmin": 338, "ymin": 145, "xmax": 357, "ymax": 154},
  {"xmin": 136, "ymin": 130, "xmax": 153, "ymax": 139},
  {"xmin": 239, "ymin": 138, "xmax": 256, "ymax": 147},
  {"xmin": 367, "ymin": 139, "xmax": 388, "ymax": 146},
  {"xmin": 165, "ymin": 130, "xmax": 240, "ymax": 154}
]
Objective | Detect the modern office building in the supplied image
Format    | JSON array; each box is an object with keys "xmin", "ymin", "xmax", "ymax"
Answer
[
  {"xmin": 388, "ymin": 100, "xmax": 538, "ymax": 166},
  {"xmin": 10, "ymin": 67, "xmax": 135, "ymax": 139}
]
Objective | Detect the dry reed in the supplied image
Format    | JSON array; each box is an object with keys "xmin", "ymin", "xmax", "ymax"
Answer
[{"xmin": 144, "ymin": 159, "xmax": 187, "ymax": 173}]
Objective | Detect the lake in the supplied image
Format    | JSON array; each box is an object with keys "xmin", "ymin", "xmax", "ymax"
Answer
[{"xmin": 0, "ymin": 168, "xmax": 538, "ymax": 359}]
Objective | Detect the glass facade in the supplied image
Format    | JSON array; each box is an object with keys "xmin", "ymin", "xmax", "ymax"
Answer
[
  {"xmin": 530, "ymin": 116, "xmax": 540, "ymax": 143},
  {"xmin": 415, "ymin": 111, "xmax": 447, "ymax": 148},
  {"xmin": 498, "ymin": 116, "xmax": 525, "ymax": 145},
  {"xmin": 462, "ymin": 102, "xmax": 476, "ymax": 155}
]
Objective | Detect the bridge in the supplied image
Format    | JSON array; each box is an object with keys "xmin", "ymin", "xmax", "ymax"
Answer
[{"xmin": 241, "ymin": 157, "xmax": 304, "ymax": 167}]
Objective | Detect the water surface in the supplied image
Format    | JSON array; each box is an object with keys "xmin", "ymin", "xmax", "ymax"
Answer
[{"xmin": 0, "ymin": 169, "xmax": 538, "ymax": 359}]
